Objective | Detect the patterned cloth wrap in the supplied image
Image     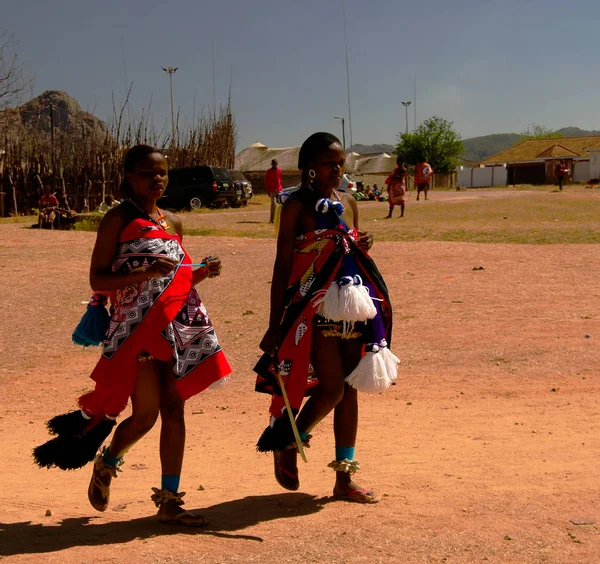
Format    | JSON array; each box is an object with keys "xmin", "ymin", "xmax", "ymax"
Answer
[
  {"xmin": 254, "ymin": 189, "xmax": 393, "ymax": 421},
  {"xmin": 78, "ymin": 207, "xmax": 231, "ymax": 425}
]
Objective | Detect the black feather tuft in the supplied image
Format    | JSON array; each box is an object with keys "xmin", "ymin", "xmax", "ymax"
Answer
[
  {"xmin": 33, "ymin": 418, "xmax": 116, "ymax": 470},
  {"xmin": 46, "ymin": 410, "xmax": 88, "ymax": 437},
  {"xmin": 256, "ymin": 414, "xmax": 296, "ymax": 453}
]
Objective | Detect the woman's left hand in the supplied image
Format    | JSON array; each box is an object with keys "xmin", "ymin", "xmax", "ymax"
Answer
[
  {"xmin": 357, "ymin": 230, "xmax": 373, "ymax": 251},
  {"xmin": 205, "ymin": 256, "xmax": 222, "ymax": 278}
]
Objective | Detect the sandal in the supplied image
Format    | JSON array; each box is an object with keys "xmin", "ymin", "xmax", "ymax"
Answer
[
  {"xmin": 87, "ymin": 451, "xmax": 122, "ymax": 512},
  {"xmin": 273, "ymin": 450, "xmax": 299, "ymax": 491},
  {"xmin": 332, "ymin": 488, "xmax": 379, "ymax": 504},
  {"xmin": 328, "ymin": 459, "xmax": 379, "ymax": 504},
  {"xmin": 151, "ymin": 488, "xmax": 208, "ymax": 528},
  {"xmin": 273, "ymin": 435, "xmax": 311, "ymax": 491}
]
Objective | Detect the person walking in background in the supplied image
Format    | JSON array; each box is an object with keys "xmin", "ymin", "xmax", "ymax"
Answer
[
  {"xmin": 385, "ymin": 157, "xmax": 407, "ymax": 218},
  {"xmin": 415, "ymin": 158, "xmax": 433, "ymax": 201},
  {"xmin": 265, "ymin": 159, "xmax": 283, "ymax": 223},
  {"xmin": 555, "ymin": 159, "xmax": 568, "ymax": 191}
]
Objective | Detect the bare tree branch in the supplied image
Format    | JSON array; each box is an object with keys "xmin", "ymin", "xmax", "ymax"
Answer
[{"xmin": 0, "ymin": 31, "xmax": 33, "ymax": 107}]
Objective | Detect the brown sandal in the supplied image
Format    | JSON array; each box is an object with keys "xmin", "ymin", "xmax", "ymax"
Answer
[
  {"xmin": 151, "ymin": 488, "xmax": 208, "ymax": 528},
  {"xmin": 88, "ymin": 452, "xmax": 122, "ymax": 512},
  {"xmin": 273, "ymin": 435, "xmax": 311, "ymax": 491}
]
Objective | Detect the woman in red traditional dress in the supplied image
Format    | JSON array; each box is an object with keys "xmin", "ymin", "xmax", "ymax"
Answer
[
  {"xmin": 255, "ymin": 133, "xmax": 398, "ymax": 504},
  {"xmin": 385, "ymin": 156, "xmax": 407, "ymax": 218},
  {"xmin": 34, "ymin": 145, "xmax": 231, "ymax": 526}
]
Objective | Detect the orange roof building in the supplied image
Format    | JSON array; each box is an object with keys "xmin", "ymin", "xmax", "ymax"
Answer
[{"xmin": 480, "ymin": 136, "xmax": 600, "ymax": 184}]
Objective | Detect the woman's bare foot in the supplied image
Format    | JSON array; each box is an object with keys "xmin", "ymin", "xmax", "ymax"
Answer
[
  {"xmin": 332, "ymin": 471, "xmax": 378, "ymax": 504},
  {"xmin": 156, "ymin": 498, "xmax": 207, "ymax": 527},
  {"xmin": 151, "ymin": 488, "xmax": 207, "ymax": 527}
]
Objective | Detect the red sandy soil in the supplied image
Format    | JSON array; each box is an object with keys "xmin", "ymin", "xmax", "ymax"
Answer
[{"xmin": 0, "ymin": 215, "xmax": 599, "ymax": 563}]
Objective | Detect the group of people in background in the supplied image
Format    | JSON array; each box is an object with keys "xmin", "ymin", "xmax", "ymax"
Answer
[
  {"xmin": 384, "ymin": 156, "xmax": 434, "ymax": 219},
  {"xmin": 265, "ymin": 155, "xmax": 434, "ymax": 223}
]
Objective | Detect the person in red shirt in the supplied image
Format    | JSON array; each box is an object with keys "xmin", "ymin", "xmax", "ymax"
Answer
[
  {"xmin": 38, "ymin": 185, "xmax": 59, "ymax": 229},
  {"xmin": 415, "ymin": 158, "xmax": 433, "ymax": 201},
  {"xmin": 554, "ymin": 159, "xmax": 568, "ymax": 191},
  {"xmin": 264, "ymin": 159, "xmax": 283, "ymax": 223}
]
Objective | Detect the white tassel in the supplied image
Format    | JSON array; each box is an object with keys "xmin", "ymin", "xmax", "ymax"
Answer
[
  {"xmin": 316, "ymin": 282, "xmax": 342, "ymax": 321},
  {"xmin": 345, "ymin": 347, "xmax": 392, "ymax": 393},
  {"xmin": 315, "ymin": 277, "xmax": 377, "ymax": 323},
  {"xmin": 379, "ymin": 347, "xmax": 400, "ymax": 382},
  {"xmin": 338, "ymin": 277, "xmax": 377, "ymax": 322}
]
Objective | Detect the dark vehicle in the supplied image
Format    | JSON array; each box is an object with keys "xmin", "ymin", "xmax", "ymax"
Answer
[
  {"xmin": 159, "ymin": 166, "xmax": 237, "ymax": 210},
  {"xmin": 229, "ymin": 170, "xmax": 253, "ymax": 207}
]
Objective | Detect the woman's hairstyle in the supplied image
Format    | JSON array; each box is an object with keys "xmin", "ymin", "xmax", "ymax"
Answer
[
  {"xmin": 119, "ymin": 144, "xmax": 162, "ymax": 197},
  {"xmin": 297, "ymin": 132, "xmax": 342, "ymax": 171}
]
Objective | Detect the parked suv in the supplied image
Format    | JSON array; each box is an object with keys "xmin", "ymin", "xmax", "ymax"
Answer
[
  {"xmin": 229, "ymin": 170, "xmax": 253, "ymax": 207},
  {"xmin": 159, "ymin": 166, "xmax": 236, "ymax": 210}
]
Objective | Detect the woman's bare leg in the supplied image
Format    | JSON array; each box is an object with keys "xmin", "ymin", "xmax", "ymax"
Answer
[
  {"xmin": 155, "ymin": 364, "xmax": 206, "ymax": 524},
  {"xmin": 107, "ymin": 359, "xmax": 161, "ymax": 458},
  {"xmin": 88, "ymin": 359, "xmax": 161, "ymax": 511},
  {"xmin": 277, "ymin": 331, "xmax": 346, "ymax": 480},
  {"xmin": 332, "ymin": 339, "xmax": 376, "ymax": 502}
]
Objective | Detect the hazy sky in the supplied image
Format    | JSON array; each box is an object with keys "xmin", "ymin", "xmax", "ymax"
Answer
[{"xmin": 6, "ymin": 0, "xmax": 599, "ymax": 150}]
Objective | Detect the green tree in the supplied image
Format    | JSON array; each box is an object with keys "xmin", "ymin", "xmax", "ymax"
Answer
[
  {"xmin": 520, "ymin": 123, "xmax": 563, "ymax": 141},
  {"xmin": 395, "ymin": 116, "xmax": 463, "ymax": 173}
]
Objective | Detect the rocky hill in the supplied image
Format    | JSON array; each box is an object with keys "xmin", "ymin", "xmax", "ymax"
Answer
[{"xmin": 1, "ymin": 90, "xmax": 109, "ymax": 144}]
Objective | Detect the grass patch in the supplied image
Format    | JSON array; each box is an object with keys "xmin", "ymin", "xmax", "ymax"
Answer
[
  {"xmin": 362, "ymin": 189, "xmax": 600, "ymax": 244},
  {"xmin": 74, "ymin": 213, "xmax": 103, "ymax": 232},
  {"xmin": 6, "ymin": 189, "xmax": 598, "ymax": 244},
  {"xmin": 0, "ymin": 214, "xmax": 37, "ymax": 225}
]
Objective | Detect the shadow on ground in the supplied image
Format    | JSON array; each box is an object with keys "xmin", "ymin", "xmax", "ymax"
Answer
[{"xmin": 0, "ymin": 493, "xmax": 326, "ymax": 556}]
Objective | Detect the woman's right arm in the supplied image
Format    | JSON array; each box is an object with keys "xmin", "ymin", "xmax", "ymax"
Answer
[
  {"xmin": 259, "ymin": 199, "xmax": 302, "ymax": 353},
  {"xmin": 89, "ymin": 209, "xmax": 177, "ymax": 292}
]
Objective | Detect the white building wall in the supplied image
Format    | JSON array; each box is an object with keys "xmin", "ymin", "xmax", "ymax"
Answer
[
  {"xmin": 588, "ymin": 151, "xmax": 600, "ymax": 180},
  {"xmin": 572, "ymin": 161, "xmax": 590, "ymax": 183},
  {"xmin": 457, "ymin": 166, "xmax": 507, "ymax": 188}
]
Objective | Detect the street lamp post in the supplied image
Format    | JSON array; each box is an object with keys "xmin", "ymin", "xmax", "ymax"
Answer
[
  {"xmin": 162, "ymin": 66, "xmax": 178, "ymax": 146},
  {"xmin": 334, "ymin": 116, "xmax": 346, "ymax": 149},
  {"xmin": 401, "ymin": 101, "xmax": 412, "ymax": 135}
]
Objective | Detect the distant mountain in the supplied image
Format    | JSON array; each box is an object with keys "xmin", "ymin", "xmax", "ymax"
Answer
[
  {"xmin": 461, "ymin": 134, "xmax": 521, "ymax": 162},
  {"xmin": 555, "ymin": 127, "xmax": 600, "ymax": 137}
]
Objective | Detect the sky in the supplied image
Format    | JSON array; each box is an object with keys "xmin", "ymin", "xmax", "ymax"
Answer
[{"xmin": 5, "ymin": 0, "xmax": 600, "ymax": 151}]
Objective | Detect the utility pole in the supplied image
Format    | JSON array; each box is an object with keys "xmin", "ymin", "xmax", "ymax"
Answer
[
  {"xmin": 162, "ymin": 66, "xmax": 178, "ymax": 146},
  {"xmin": 401, "ymin": 101, "xmax": 412, "ymax": 135},
  {"xmin": 334, "ymin": 116, "xmax": 346, "ymax": 149},
  {"xmin": 49, "ymin": 103, "xmax": 55, "ymax": 170},
  {"xmin": 413, "ymin": 75, "xmax": 417, "ymax": 130},
  {"xmin": 342, "ymin": 0, "xmax": 353, "ymax": 149}
]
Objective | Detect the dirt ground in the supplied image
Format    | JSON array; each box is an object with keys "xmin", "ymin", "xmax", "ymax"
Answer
[{"xmin": 1, "ymin": 203, "xmax": 599, "ymax": 563}]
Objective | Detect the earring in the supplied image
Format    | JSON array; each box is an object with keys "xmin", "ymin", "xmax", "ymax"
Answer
[{"xmin": 309, "ymin": 170, "xmax": 316, "ymax": 179}]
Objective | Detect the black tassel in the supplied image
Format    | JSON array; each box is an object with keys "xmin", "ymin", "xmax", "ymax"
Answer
[
  {"xmin": 33, "ymin": 418, "xmax": 116, "ymax": 470},
  {"xmin": 46, "ymin": 410, "xmax": 89, "ymax": 437},
  {"xmin": 256, "ymin": 413, "xmax": 296, "ymax": 453}
]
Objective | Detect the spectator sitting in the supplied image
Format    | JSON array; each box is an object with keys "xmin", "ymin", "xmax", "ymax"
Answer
[{"xmin": 38, "ymin": 185, "xmax": 59, "ymax": 229}]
